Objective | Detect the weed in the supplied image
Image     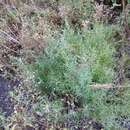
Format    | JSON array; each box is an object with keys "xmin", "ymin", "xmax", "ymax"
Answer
[{"xmin": 30, "ymin": 23, "xmax": 117, "ymax": 129}]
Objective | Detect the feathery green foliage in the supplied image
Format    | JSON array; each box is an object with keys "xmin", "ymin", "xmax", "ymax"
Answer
[{"xmin": 32, "ymin": 23, "xmax": 116, "ymax": 103}]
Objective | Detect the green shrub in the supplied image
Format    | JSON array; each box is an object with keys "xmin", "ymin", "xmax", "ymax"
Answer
[
  {"xmin": 32, "ymin": 23, "xmax": 116, "ymax": 101},
  {"xmin": 64, "ymin": 23, "xmax": 115, "ymax": 83},
  {"xmin": 33, "ymin": 36, "xmax": 92, "ymax": 102},
  {"xmin": 30, "ymin": 23, "xmax": 120, "ymax": 129}
]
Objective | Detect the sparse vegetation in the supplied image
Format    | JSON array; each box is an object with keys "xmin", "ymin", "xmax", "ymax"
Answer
[{"xmin": 0, "ymin": 0, "xmax": 130, "ymax": 130}]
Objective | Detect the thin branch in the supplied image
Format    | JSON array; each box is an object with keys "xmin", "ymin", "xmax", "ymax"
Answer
[{"xmin": 0, "ymin": 30, "xmax": 21, "ymax": 44}]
